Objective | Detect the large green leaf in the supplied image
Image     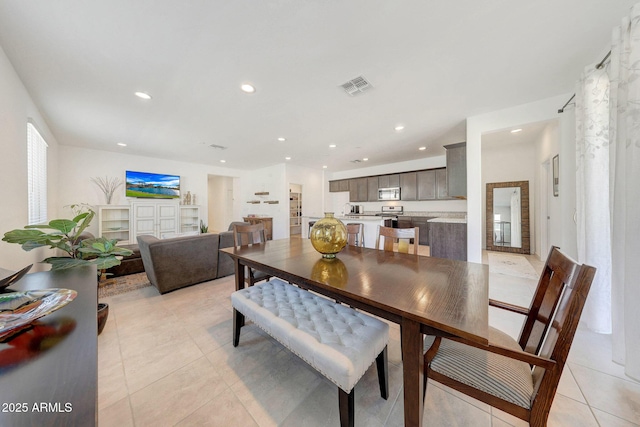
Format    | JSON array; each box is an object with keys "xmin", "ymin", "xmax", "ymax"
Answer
[
  {"xmin": 44, "ymin": 257, "xmax": 92, "ymax": 271},
  {"xmin": 2, "ymin": 229, "xmax": 48, "ymax": 244},
  {"xmin": 47, "ymin": 219, "xmax": 78, "ymax": 234},
  {"xmin": 74, "ymin": 210, "xmax": 95, "ymax": 236},
  {"xmin": 91, "ymin": 255, "xmax": 122, "ymax": 270}
]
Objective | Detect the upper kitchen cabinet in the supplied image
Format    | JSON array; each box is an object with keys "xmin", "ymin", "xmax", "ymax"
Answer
[
  {"xmin": 349, "ymin": 178, "xmax": 368, "ymax": 202},
  {"xmin": 436, "ymin": 168, "xmax": 449, "ymax": 199},
  {"xmin": 329, "ymin": 179, "xmax": 350, "ymax": 192},
  {"xmin": 378, "ymin": 174, "xmax": 400, "ymax": 189},
  {"xmin": 444, "ymin": 142, "xmax": 467, "ymax": 198},
  {"xmin": 367, "ymin": 177, "xmax": 379, "ymax": 202},
  {"xmin": 400, "ymin": 172, "xmax": 417, "ymax": 201},
  {"xmin": 417, "ymin": 170, "xmax": 436, "ymax": 200}
]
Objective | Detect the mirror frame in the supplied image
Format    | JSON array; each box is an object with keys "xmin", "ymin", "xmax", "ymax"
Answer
[{"xmin": 486, "ymin": 181, "xmax": 530, "ymax": 254}]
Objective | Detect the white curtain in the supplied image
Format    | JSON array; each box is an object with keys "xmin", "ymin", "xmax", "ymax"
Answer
[
  {"xmin": 575, "ymin": 3, "xmax": 640, "ymax": 380},
  {"xmin": 609, "ymin": 5, "xmax": 640, "ymax": 381},
  {"xmin": 510, "ymin": 189, "xmax": 521, "ymax": 248},
  {"xmin": 575, "ymin": 65, "xmax": 612, "ymax": 334}
]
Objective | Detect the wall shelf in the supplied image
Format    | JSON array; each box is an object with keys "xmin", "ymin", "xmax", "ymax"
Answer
[
  {"xmin": 247, "ymin": 200, "xmax": 261, "ymax": 204},
  {"xmin": 263, "ymin": 200, "xmax": 279, "ymax": 204},
  {"xmin": 254, "ymin": 191, "xmax": 269, "ymax": 196}
]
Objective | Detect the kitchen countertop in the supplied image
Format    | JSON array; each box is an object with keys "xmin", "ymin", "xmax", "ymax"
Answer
[{"xmin": 427, "ymin": 217, "xmax": 467, "ymax": 223}]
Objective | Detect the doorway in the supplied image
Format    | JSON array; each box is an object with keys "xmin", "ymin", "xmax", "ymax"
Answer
[
  {"xmin": 289, "ymin": 183, "xmax": 302, "ymax": 236},
  {"xmin": 539, "ymin": 160, "xmax": 551, "ymax": 258},
  {"xmin": 207, "ymin": 175, "xmax": 235, "ymax": 233}
]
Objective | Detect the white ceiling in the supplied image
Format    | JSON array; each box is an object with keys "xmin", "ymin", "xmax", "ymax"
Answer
[{"xmin": 0, "ymin": 1, "xmax": 633, "ymax": 172}]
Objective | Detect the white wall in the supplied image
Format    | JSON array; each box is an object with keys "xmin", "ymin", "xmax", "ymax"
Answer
[
  {"xmin": 57, "ymin": 145, "xmax": 247, "ymax": 237},
  {"xmin": 326, "ymin": 155, "xmax": 467, "ymax": 214},
  {"xmin": 0, "ymin": 45, "xmax": 60, "ymax": 270},
  {"xmin": 467, "ymin": 94, "xmax": 570, "ymax": 263}
]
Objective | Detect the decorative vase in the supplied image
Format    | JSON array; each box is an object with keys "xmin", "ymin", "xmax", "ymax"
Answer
[
  {"xmin": 97, "ymin": 302, "xmax": 109, "ymax": 335},
  {"xmin": 309, "ymin": 212, "xmax": 347, "ymax": 259}
]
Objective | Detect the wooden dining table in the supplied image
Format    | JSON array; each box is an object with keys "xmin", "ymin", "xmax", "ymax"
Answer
[{"xmin": 220, "ymin": 238, "xmax": 489, "ymax": 427}]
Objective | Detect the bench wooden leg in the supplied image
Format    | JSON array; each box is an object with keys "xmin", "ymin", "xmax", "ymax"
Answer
[
  {"xmin": 338, "ymin": 388, "xmax": 354, "ymax": 427},
  {"xmin": 233, "ymin": 309, "xmax": 244, "ymax": 347},
  {"xmin": 376, "ymin": 346, "xmax": 389, "ymax": 400}
]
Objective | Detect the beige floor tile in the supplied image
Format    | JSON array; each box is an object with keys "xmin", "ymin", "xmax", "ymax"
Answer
[
  {"xmin": 592, "ymin": 408, "xmax": 640, "ymax": 427},
  {"xmin": 130, "ymin": 356, "xmax": 228, "ymax": 427},
  {"xmin": 98, "ymin": 359, "xmax": 129, "ymax": 411},
  {"xmin": 175, "ymin": 392, "xmax": 259, "ymax": 427},
  {"xmin": 556, "ymin": 365, "xmax": 586, "ymax": 404},
  {"xmin": 122, "ymin": 333, "xmax": 204, "ymax": 393},
  {"xmin": 428, "ymin": 381, "xmax": 492, "ymax": 413},
  {"xmin": 569, "ymin": 362, "xmax": 640, "ymax": 424},
  {"xmin": 546, "ymin": 394, "xmax": 599, "ymax": 426},
  {"xmin": 230, "ymin": 350, "xmax": 325, "ymax": 426},
  {"xmin": 205, "ymin": 327, "xmax": 285, "ymax": 387},
  {"xmin": 387, "ymin": 383, "xmax": 492, "ymax": 426},
  {"xmin": 98, "ymin": 396, "xmax": 134, "ymax": 427},
  {"xmin": 280, "ymin": 380, "xmax": 385, "ymax": 427}
]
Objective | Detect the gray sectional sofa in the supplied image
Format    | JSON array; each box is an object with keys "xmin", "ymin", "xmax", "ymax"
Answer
[{"xmin": 137, "ymin": 226, "xmax": 242, "ymax": 294}]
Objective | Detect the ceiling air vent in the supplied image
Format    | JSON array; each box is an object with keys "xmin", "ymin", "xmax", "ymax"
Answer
[
  {"xmin": 341, "ymin": 76, "xmax": 372, "ymax": 96},
  {"xmin": 350, "ymin": 159, "xmax": 362, "ymax": 163},
  {"xmin": 209, "ymin": 144, "xmax": 228, "ymax": 150}
]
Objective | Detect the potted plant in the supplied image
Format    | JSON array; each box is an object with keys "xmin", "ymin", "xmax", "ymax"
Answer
[{"xmin": 2, "ymin": 205, "xmax": 133, "ymax": 334}]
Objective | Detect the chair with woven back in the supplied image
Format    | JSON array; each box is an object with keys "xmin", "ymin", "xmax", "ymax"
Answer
[
  {"xmin": 375, "ymin": 225, "xmax": 419, "ymax": 254},
  {"xmin": 346, "ymin": 223, "xmax": 365, "ymax": 247},
  {"xmin": 232, "ymin": 223, "xmax": 272, "ymax": 287},
  {"xmin": 423, "ymin": 246, "xmax": 597, "ymax": 426}
]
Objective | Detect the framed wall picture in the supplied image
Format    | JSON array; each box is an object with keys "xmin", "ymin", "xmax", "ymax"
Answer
[{"xmin": 553, "ymin": 155, "xmax": 559, "ymax": 197}]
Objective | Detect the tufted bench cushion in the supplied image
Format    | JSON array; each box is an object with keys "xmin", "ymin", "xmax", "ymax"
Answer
[{"xmin": 231, "ymin": 279, "xmax": 389, "ymax": 393}]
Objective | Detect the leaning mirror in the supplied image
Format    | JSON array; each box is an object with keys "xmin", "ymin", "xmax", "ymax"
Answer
[{"xmin": 486, "ymin": 181, "xmax": 530, "ymax": 254}]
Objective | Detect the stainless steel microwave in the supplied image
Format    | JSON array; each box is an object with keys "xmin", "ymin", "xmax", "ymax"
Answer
[{"xmin": 378, "ymin": 187, "xmax": 401, "ymax": 200}]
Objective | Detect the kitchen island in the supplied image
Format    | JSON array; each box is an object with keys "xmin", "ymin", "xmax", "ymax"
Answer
[
  {"xmin": 303, "ymin": 215, "xmax": 384, "ymax": 249},
  {"xmin": 428, "ymin": 217, "xmax": 467, "ymax": 261}
]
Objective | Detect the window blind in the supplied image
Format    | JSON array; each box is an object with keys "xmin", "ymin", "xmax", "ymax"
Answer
[{"xmin": 27, "ymin": 122, "xmax": 48, "ymax": 225}]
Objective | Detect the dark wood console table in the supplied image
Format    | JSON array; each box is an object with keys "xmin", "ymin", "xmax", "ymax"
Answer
[{"xmin": 0, "ymin": 266, "xmax": 98, "ymax": 427}]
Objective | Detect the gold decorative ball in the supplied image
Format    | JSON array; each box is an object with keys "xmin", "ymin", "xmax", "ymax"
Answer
[{"xmin": 310, "ymin": 213, "xmax": 347, "ymax": 259}]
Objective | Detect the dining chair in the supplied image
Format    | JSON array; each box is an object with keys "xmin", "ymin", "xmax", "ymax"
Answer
[
  {"xmin": 346, "ymin": 223, "xmax": 365, "ymax": 247},
  {"xmin": 423, "ymin": 246, "xmax": 596, "ymax": 427},
  {"xmin": 233, "ymin": 223, "xmax": 272, "ymax": 286},
  {"xmin": 375, "ymin": 225, "xmax": 419, "ymax": 254}
]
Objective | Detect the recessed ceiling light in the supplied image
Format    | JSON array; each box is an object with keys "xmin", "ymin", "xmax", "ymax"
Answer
[
  {"xmin": 511, "ymin": 128, "xmax": 523, "ymax": 133},
  {"xmin": 220, "ymin": 160, "xmax": 226, "ymax": 163},
  {"xmin": 277, "ymin": 137, "xmax": 286, "ymax": 142},
  {"xmin": 329, "ymin": 144, "xmax": 337, "ymax": 148},
  {"xmin": 117, "ymin": 142, "xmax": 127, "ymax": 147},
  {"xmin": 134, "ymin": 91, "xmax": 152, "ymax": 100},
  {"xmin": 419, "ymin": 146, "xmax": 426, "ymax": 151},
  {"xmin": 240, "ymin": 83, "xmax": 255, "ymax": 93},
  {"xmin": 285, "ymin": 157, "xmax": 291, "ymax": 160},
  {"xmin": 394, "ymin": 125, "xmax": 405, "ymax": 131},
  {"xmin": 363, "ymin": 158, "xmax": 369, "ymax": 161},
  {"xmin": 322, "ymin": 165, "xmax": 327, "ymax": 169}
]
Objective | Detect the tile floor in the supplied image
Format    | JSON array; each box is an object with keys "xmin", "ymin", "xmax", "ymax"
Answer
[{"xmin": 98, "ymin": 252, "xmax": 640, "ymax": 426}]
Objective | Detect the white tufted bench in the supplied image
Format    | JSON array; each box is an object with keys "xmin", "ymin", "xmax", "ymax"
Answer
[{"xmin": 231, "ymin": 278, "xmax": 389, "ymax": 427}]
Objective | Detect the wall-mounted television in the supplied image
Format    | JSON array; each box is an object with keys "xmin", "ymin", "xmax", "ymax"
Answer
[{"xmin": 125, "ymin": 170, "xmax": 180, "ymax": 199}]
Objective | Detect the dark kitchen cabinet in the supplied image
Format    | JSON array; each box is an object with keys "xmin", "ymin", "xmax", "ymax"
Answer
[
  {"xmin": 378, "ymin": 174, "xmax": 400, "ymax": 189},
  {"xmin": 417, "ymin": 170, "xmax": 436, "ymax": 200},
  {"xmin": 445, "ymin": 142, "xmax": 466, "ymax": 198},
  {"xmin": 397, "ymin": 216, "xmax": 413, "ymax": 229},
  {"xmin": 429, "ymin": 221, "xmax": 467, "ymax": 261},
  {"xmin": 410, "ymin": 216, "xmax": 431, "ymax": 245},
  {"xmin": 367, "ymin": 177, "xmax": 379, "ymax": 201},
  {"xmin": 436, "ymin": 168, "xmax": 449, "ymax": 199},
  {"xmin": 400, "ymin": 172, "xmax": 417, "ymax": 201},
  {"xmin": 349, "ymin": 178, "xmax": 368, "ymax": 202},
  {"xmin": 329, "ymin": 179, "xmax": 349, "ymax": 192}
]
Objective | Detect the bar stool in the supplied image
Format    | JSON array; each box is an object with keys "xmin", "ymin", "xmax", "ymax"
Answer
[
  {"xmin": 308, "ymin": 221, "xmax": 316, "ymax": 238},
  {"xmin": 346, "ymin": 223, "xmax": 365, "ymax": 247}
]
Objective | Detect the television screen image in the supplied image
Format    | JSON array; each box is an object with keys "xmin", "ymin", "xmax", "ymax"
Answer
[{"xmin": 125, "ymin": 170, "xmax": 180, "ymax": 199}]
